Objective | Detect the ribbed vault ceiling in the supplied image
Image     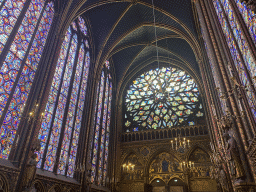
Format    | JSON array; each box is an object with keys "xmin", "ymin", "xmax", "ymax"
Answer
[{"xmin": 80, "ymin": 0, "xmax": 202, "ymax": 93}]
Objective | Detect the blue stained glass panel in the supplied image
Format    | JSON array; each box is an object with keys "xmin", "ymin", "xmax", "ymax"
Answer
[
  {"xmin": 67, "ymin": 51, "xmax": 90, "ymax": 177},
  {"xmin": 0, "ymin": 0, "xmax": 27, "ymax": 54},
  {"xmin": 0, "ymin": 1, "xmax": 54, "ymax": 159},
  {"xmin": 44, "ymin": 34, "xmax": 78, "ymax": 171},
  {"xmin": 91, "ymin": 71, "xmax": 105, "ymax": 181},
  {"xmin": 58, "ymin": 44, "xmax": 85, "ymax": 175},
  {"xmin": 103, "ymin": 81, "xmax": 112, "ymax": 183},
  {"xmin": 37, "ymin": 27, "xmax": 71, "ymax": 167},
  {"xmin": 234, "ymin": 0, "xmax": 256, "ymax": 45},
  {"xmin": 213, "ymin": 0, "xmax": 256, "ymax": 121},
  {"xmin": 78, "ymin": 16, "xmax": 87, "ymax": 36}
]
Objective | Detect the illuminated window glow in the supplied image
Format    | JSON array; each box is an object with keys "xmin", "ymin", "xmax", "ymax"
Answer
[
  {"xmin": 0, "ymin": 0, "xmax": 54, "ymax": 159},
  {"xmin": 124, "ymin": 66, "xmax": 204, "ymax": 132},
  {"xmin": 37, "ymin": 17, "xmax": 91, "ymax": 177},
  {"xmin": 90, "ymin": 61, "xmax": 112, "ymax": 185}
]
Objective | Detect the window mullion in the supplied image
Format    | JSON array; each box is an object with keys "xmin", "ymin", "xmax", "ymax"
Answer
[
  {"xmin": 0, "ymin": 0, "xmax": 31, "ymax": 66},
  {"xmin": 41, "ymin": 33, "xmax": 74, "ymax": 169},
  {"xmin": 0, "ymin": 0, "xmax": 7, "ymax": 10},
  {"xmin": 217, "ymin": 0, "xmax": 256, "ymax": 92},
  {"xmin": 216, "ymin": 0, "xmax": 256, "ymax": 111},
  {"xmin": 0, "ymin": 1, "xmax": 47, "ymax": 127},
  {"xmin": 64, "ymin": 43, "xmax": 86, "ymax": 176},
  {"xmin": 90, "ymin": 77, "xmax": 101, "ymax": 182},
  {"xmin": 53, "ymin": 40, "xmax": 81, "ymax": 174},
  {"xmin": 95, "ymin": 69, "xmax": 107, "ymax": 184},
  {"xmin": 101, "ymin": 78, "xmax": 110, "ymax": 185},
  {"xmin": 96, "ymin": 72, "xmax": 109, "ymax": 184}
]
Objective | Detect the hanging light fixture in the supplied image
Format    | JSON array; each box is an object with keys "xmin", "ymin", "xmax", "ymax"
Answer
[
  {"xmin": 170, "ymin": 133, "xmax": 190, "ymax": 153},
  {"xmin": 180, "ymin": 160, "xmax": 195, "ymax": 170},
  {"xmin": 122, "ymin": 162, "xmax": 135, "ymax": 173}
]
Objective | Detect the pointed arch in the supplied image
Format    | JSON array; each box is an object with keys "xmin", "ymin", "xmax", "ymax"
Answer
[{"xmin": 37, "ymin": 16, "xmax": 91, "ymax": 178}]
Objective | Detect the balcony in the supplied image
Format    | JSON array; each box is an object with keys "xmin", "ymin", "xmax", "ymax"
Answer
[{"xmin": 121, "ymin": 125, "xmax": 208, "ymax": 142}]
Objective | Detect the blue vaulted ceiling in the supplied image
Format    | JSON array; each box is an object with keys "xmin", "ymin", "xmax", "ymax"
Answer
[{"xmin": 79, "ymin": 0, "xmax": 202, "ymax": 85}]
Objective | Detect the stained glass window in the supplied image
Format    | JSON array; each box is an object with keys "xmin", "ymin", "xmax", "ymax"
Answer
[
  {"xmin": 213, "ymin": 0, "xmax": 256, "ymax": 120},
  {"xmin": 234, "ymin": 0, "xmax": 256, "ymax": 45},
  {"xmin": 218, "ymin": 0, "xmax": 256, "ymax": 86},
  {"xmin": 124, "ymin": 66, "xmax": 204, "ymax": 132},
  {"xmin": 90, "ymin": 61, "xmax": 112, "ymax": 185},
  {"xmin": 37, "ymin": 16, "xmax": 91, "ymax": 177},
  {"xmin": 0, "ymin": 0, "xmax": 54, "ymax": 159}
]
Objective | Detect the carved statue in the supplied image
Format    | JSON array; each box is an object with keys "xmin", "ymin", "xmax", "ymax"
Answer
[
  {"xmin": 22, "ymin": 153, "xmax": 38, "ymax": 191},
  {"xmin": 210, "ymin": 166, "xmax": 216, "ymax": 179},
  {"xmin": 221, "ymin": 116, "xmax": 232, "ymax": 131},
  {"xmin": 218, "ymin": 165, "xmax": 229, "ymax": 192},
  {"xmin": 223, "ymin": 133, "xmax": 246, "ymax": 180}
]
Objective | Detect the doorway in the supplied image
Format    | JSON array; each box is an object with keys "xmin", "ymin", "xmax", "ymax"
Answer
[
  {"xmin": 168, "ymin": 178, "xmax": 185, "ymax": 192},
  {"xmin": 151, "ymin": 179, "xmax": 166, "ymax": 192}
]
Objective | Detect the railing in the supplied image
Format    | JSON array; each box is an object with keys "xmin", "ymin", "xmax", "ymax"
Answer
[{"xmin": 121, "ymin": 125, "xmax": 208, "ymax": 142}]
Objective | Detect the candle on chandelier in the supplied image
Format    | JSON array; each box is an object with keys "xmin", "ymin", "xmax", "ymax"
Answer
[
  {"xmin": 187, "ymin": 140, "xmax": 190, "ymax": 147},
  {"xmin": 175, "ymin": 138, "xmax": 177, "ymax": 150},
  {"xmin": 171, "ymin": 140, "xmax": 173, "ymax": 148},
  {"xmin": 122, "ymin": 164, "xmax": 126, "ymax": 171}
]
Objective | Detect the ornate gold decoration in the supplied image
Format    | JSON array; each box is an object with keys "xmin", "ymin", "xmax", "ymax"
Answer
[
  {"xmin": 170, "ymin": 135, "xmax": 190, "ymax": 153},
  {"xmin": 0, "ymin": 165, "xmax": 19, "ymax": 192},
  {"xmin": 0, "ymin": 174, "xmax": 8, "ymax": 192},
  {"xmin": 247, "ymin": 136, "xmax": 256, "ymax": 180},
  {"xmin": 190, "ymin": 179, "xmax": 217, "ymax": 192}
]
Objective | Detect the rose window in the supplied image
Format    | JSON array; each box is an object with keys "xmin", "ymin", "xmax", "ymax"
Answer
[{"xmin": 124, "ymin": 67, "xmax": 204, "ymax": 132}]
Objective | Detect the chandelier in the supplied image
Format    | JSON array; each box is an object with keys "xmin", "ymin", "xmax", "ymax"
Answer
[
  {"xmin": 180, "ymin": 161, "xmax": 195, "ymax": 170},
  {"xmin": 170, "ymin": 134, "xmax": 190, "ymax": 153},
  {"xmin": 122, "ymin": 162, "xmax": 135, "ymax": 173}
]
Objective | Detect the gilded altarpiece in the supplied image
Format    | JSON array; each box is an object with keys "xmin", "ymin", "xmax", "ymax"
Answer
[
  {"xmin": 189, "ymin": 149, "xmax": 217, "ymax": 192},
  {"xmin": 149, "ymin": 152, "xmax": 183, "ymax": 183},
  {"xmin": 119, "ymin": 137, "xmax": 218, "ymax": 192}
]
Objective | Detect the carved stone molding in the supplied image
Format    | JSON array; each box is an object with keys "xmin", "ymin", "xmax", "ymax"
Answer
[
  {"xmin": 234, "ymin": 182, "xmax": 256, "ymax": 192},
  {"xmin": 0, "ymin": 165, "xmax": 20, "ymax": 192},
  {"xmin": 35, "ymin": 173, "xmax": 81, "ymax": 192},
  {"xmin": 247, "ymin": 137, "xmax": 256, "ymax": 177}
]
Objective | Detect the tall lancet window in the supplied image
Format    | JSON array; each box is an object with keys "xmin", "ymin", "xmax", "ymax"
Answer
[
  {"xmin": 213, "ymin": 0, "xmax": 256, "ymax": 120},
  {"xmin": 0, "ymin": 0, "xmax": 54, "ymax": 159},
  {"xmin": 91, "ymin": 61, "xmax": 112, "ymax": 185},
  {"xmin": 37, "ymin": 16, "xmax": 90, "ymax": 177}
]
